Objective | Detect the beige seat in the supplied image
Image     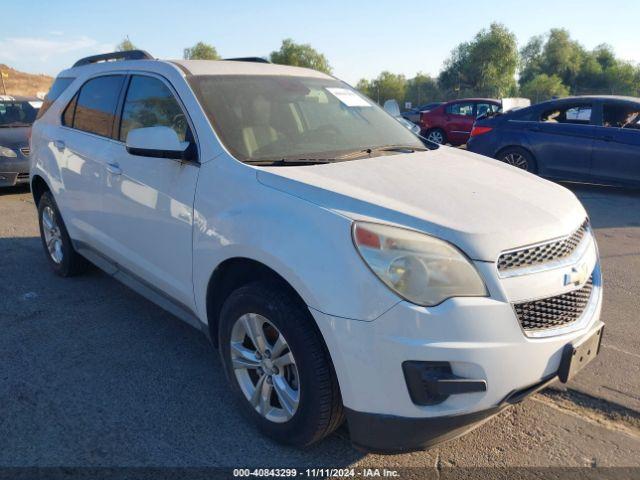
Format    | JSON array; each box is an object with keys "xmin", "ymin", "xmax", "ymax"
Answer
[{"xmin": 242, "ymin": 125, "xmax": 279, "ymax": 157}]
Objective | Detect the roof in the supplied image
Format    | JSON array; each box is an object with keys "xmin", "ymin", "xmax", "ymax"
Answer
[
  {"xmin": 443, "ymin": 97, "xmax": 499, "ymax": 104},
  {"xmin": 171, "ymin": 59, "xmax": 332, "ymax": 79},
  {"xmin": 61, "ymin": 57, "xmax": 333, "ymax": 81},
  {"xmin": 534, "ymin": 95, "xmax": 640, "ymax": 106}
]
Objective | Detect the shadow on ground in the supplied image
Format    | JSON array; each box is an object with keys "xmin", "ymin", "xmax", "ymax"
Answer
[{"xmin": 0, "ymin": 236, "xmax": 364, "ymax": 467}]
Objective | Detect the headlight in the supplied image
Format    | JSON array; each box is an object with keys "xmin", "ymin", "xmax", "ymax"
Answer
[
  {"xmin": 0, "ymin": 146, "xmax": 17, "ymax": 158},
  {"xmin": 353, "ymin": 222, "xmax": 487, "ymax": 306}
]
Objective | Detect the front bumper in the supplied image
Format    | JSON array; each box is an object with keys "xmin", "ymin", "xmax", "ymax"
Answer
[
  {"xmin": 0, "ymin": 155, "xmax": 30, "ymax": 187},
  {"xmin": 310, "ymin": 258, "xmax": 603, "ymax": 452}
]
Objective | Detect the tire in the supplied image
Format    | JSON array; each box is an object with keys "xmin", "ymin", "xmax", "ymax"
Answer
[
  {"xmin": 37, "ymin": 191, "xmax": 89, "ymax": 277},
  {"xmin": 219, "ymin": 281, "xmax": 344, "ymax": 447},
  {"xmin": 497, "ymin": 147, "xmax": 538, "ymax": 173},
  {"xmin": 425, "ymin": 128, "xmax": 447, "ymax": 145}
]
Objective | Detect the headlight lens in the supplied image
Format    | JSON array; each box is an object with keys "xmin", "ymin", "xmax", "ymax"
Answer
[
  {"xmin": 353, "ymin": 222, "xmax": 487, "ymax": 306},
  {"xmin": 0, "ymin": 146, "xmax": 17, "ymax": 158}
]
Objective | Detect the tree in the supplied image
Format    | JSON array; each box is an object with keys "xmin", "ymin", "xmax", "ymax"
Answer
[
  {"xmin": 438, "ymin": 23, "xmax": 518, "ymax": 98},
  {"xmin": 520, "ymin": 74, "xmax": 569, "ymax": 103},
  {"xmin": 356, "ymin": 72, "xmax": 406, "ymax": 105},
  {"xmin": 539, "ymin": 29, "xmax": 584, "ymax": 89},
  {"xmin": 116, "ymin": 36, "xmax": 136, "ymax": 52},
  {"xmin": 270, "ymin": 39, "xmax": 332, "ymax": 74},
  {"xmin": 404, "ymin": 73, "xmax": 441, "ymax": 106},
  {"xmin": 183, "ymin": 42, "xmax": 220, "ymax": 60}
]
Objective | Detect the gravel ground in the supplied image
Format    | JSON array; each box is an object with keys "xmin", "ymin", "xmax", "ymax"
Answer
[{"xmin": 0, "ymin": 183, "xmax": 639, "ymax": 472}]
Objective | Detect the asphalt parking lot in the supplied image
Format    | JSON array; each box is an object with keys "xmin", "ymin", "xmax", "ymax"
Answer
[{"xmin": 1, "ymin": 183, "xmax": 639, "ymax": 469}]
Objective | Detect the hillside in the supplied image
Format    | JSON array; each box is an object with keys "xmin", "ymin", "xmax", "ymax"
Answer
[{"xmin": 0, "ymin": 64, "xmax": 53, "ymax": 98}]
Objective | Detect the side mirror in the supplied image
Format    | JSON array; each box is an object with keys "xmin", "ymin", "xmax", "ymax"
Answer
[
  {"xmin": 125, "ymin": 126, "xmax": 190, "ymax": 160},
  {"xmin": 383, "ymin": 99, "xmax": 401, "ymax": 117}
]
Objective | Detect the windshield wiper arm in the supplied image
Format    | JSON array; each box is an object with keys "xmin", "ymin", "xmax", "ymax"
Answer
[
  {"xmin": 245, "ymin": 157, "xmax": 332, "ymax": 166},
  {"xmin": 336, "ymin": 144, "xmax": 428, "ymax": 160}
]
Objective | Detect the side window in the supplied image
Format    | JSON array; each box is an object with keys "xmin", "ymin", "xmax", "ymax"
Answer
[
  {"xmin": 37, "ymin": 77, "xmax": 75, "ymax": 119},
  {"xmin": 73, "ymin": 75, "xmax": 125, "ymax": 137},
  {"xmin": 446, "ymin": 102, "xmax": 474, "ymax": 116},
  {"xmin": 476, "ymin": 103, "xmax": 499, "ymax": 117},
  {"xmin": 119, "ymin": 75, "xmax": 190, "ymax": 142},
  {"xmin": 540, "ymin": 104, "xmax": 592, "ymax": 124},
  {"xmin": 62, "ymin": 93, "xmax": 78, "ymax": 127},
  {"xmin": 603, "ymin": 103, "xmax": 640, "ymax": 129}
]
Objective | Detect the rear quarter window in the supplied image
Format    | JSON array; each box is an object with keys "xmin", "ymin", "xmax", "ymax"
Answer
[{"xmin": 36, "ymin": 77, "xmax": 75, "ymax": 119}]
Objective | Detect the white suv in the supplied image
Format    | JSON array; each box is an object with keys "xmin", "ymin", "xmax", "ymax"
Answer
[{"xmin": 30, "ymin": 50, "xmax": 604, "ymax": 453}]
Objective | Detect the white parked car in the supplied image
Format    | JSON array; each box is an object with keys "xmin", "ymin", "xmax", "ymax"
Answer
[{"xmin": 30, "ymin": 50, "xmax": 604, "ymax": 453}]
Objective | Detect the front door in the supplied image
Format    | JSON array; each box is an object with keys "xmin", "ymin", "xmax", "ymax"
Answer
[
  {"xmin": 526, "ymin": 102, "xmax": 596, "ymax": 180},
  {"xmin": 591, "ymin": 101, "xmax": 640, "ymax": 185},
  {"xmin": 445, "ymin": 101, "xmax": 475, "ymax": 144},
  {"xmin": 103, "ymin": 74, "xmax": 200, "ymax": 309}
]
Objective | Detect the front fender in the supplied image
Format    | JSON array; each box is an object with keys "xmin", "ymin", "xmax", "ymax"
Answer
[{"xmin": 192, "ymin": 159, "xmax": 400, "ymax": 324}]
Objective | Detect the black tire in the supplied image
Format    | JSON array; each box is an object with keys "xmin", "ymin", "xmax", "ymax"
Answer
[
  {"xmin": 37, "ymin": 191, "xmax": 89, "ymax": 277},
  {"xmin": 497, "ymin": 147, "xmax": 538, "ymax": 173},
  {"xmin": 219, "ymin": 281, "xmax": 344, "ymax": 447},
  {"xmin": 425, "ymin": 128, "xmax": 447, "ymax": 145}
]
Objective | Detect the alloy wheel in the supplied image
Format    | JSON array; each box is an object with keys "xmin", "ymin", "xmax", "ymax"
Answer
[
  {"xmin": 42, "ymin": 206, "xmax": 64, "ymax": 264},
  {"xmin": 502, "ymin": 152, "xmax": 529, "ymax": 170},
  {"xmin": 427, "ymin": 130, "xmax": 444, "ymax": 144},
  {"xmin": 230, "ymin": 313, "xmax": 300, "ymax": 423}
]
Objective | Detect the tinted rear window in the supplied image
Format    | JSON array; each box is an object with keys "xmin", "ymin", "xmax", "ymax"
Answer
[
  {"xmin": 36, "ymin": 77, "xmax": 75, "ymax": 119},
  {"xmin": 72, "ymin": 75, "xmax": 125, "ymax": 137}
]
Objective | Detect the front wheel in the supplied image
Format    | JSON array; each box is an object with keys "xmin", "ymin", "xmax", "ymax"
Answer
[{"xmin": 219, "ymin": 281, "xmax": 344, "ymax": 447}]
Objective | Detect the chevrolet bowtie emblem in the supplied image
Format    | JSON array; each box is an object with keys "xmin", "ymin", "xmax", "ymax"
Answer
[{"xmin": 564, "ymin": 263, "xmax": 589, "ymax": 287}]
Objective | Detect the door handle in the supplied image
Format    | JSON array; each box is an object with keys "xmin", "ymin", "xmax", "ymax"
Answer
[
  {"xmin": 601, "ymin": 135, "xmax": 614, "ymax": 142},
  {"xmin": 54, "ymin": 140, "xmax": 65, "ymax": 151},
  {"xmin": 106, "ymin": 162, "xmax": 122, "ymax": 175}
]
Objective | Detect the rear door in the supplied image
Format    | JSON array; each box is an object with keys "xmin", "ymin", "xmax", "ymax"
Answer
[
  {"xmin": 444, "ymin": 101, "xmax": 475, "ymax": 144},
  {"xmin": 591, "ymin": 101, "xmax": 640, "ymax": 185},
  {"xmin": 526, "ymin": 102, "xmax": 596, "ymax": 180},
  {"xmin": 102, "ymin": 73, "xmax": 200, "ymax": 308},
  {"xmin": 56, "ymin": 74, "xmax": 126, "ymax": 248}
]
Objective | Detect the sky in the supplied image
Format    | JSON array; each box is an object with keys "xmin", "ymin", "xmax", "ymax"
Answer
[{"xmin": 1, "ymin": 0, "xmax": 639, "ymax": 85}]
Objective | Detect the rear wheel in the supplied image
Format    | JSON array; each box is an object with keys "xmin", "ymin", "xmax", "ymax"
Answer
[
  {"xmin": 219, "ymin": 281, "xmax": 344, "ymax": 446},
  {"xmin": 498, "ymin": 147, "xmax": 537, "ymax": 173},
  {"xmin": 37, "ymin": 191, "xmax": 89, "ymax": 277},
  {"xmin": 425, "ymin": 128, "xmax": 446, "ymax": 145}
]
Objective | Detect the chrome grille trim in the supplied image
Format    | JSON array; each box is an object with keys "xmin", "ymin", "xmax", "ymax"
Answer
[
  {"xmin": 20, "ymin": 147, "xmax": 30, "ymax": 157},
  {"xmin": 497, "ymin": 220, "xmax": 590, "ymax": 276}
]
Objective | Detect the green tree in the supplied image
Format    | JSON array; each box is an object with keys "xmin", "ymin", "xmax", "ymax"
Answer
[
  {"xmin": 539, "ymin": 29, "xmax": 584, "ymax": 89},
  {"xmin": 404, "ymin": 73, "xmax": 441, "ymax": 106},
  {"xmin": 438, "ymin": 23, "xmax": 518, "ymax": 98},
  {"xmin": 116, "ymin": 36, "xmax": 136, "ymax": 52},
  {"xmin": 520, "ymin": 74, "xmax": 569, "ymax": 103},
  {"xmin": 270, "ymin": 39, "xmax": 332, "ymax": 74},
  {"xmin": 357, "ymin": 71, "xmax": 407, "ymax": 105},
  {"xmin": 183, "ymin": 41, "xmax": 220, "ymax": 60},
  {"xmin": 355, "ymin": 79, "xmax": 373, "ymax": 99}
]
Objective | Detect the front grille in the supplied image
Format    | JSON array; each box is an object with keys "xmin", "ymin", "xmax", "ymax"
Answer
[
  {"xmin": 20, "ymin": 147, "xmax": 30, "ymax": 157},
  {"xmin": 17, "ymin": 173, "xmax": 29, "ymax": 179},
  {"xmin": 498, "ymin": 220, "xmax": 589, "ymax": 273},
  {"xmin": 514, "ymin": 276, "xmax": 594, "ymax": 331}
]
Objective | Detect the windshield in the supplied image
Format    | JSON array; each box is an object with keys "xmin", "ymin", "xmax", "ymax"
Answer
[
  {"xmin": 0, "ymin": 100, "xmax": 41, "ymax": 127},
  {"xmin": 188, "ymin": 75, "xmax": 425, "ymax": 163}
]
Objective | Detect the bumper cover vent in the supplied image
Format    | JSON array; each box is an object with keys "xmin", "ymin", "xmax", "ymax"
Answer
[
  {"xmin": 514, "ymin": 276, "xmax": 593, "ymax": 331},
  {"xmin": 498, "ymin": 220, "xmax": 589, "ymax": 272},
  {"xmin": 20, "ymin": 147, "xmax": 30, "ymax": 157}
]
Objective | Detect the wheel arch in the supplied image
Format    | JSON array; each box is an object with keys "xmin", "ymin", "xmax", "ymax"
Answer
[
  {"xmin": 31, "ymin": 174, "xmax": 51, "ymax": 205},
  {"xmin": 205, "ymin": 257, "xmax": 308, "ymax": 347}
]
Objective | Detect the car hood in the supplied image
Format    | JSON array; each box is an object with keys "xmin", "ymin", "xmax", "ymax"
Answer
[
  {"xmin": 256, "ymin": 147, "xmax": 587, "ymax": 261},
  {"xmin": 0, "ymin": 126, "xmax": 31, "ymax": 147}
]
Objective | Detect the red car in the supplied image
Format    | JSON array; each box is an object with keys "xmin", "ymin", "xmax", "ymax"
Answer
[{"xmin": 420, "ymin": 98, "xmax": 501, "ymax": 145}]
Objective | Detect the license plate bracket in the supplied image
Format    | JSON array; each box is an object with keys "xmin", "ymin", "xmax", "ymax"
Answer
[{"xmin": 558, "ymin": 325, "xmax": 604, "ymax": 383}]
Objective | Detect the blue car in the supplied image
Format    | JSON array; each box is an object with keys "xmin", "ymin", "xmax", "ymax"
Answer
[{"xmin": 467, "ymin": 96, "xmax": 640, "ymax": 187}]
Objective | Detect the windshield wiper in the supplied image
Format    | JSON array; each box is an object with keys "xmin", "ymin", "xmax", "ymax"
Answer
[
  {"xmin": 336, "ymin": 144, "xmax": 429, "ymax": 160},
  {"xmin": 244, "ymin": 157, "xmax": 332, "ymax": 166},
  {"xmin": 0, "ymin": 122, "xmax": 32, "ymax": 128}
]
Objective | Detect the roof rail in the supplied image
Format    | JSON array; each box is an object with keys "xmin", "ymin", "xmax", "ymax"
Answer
[
  {"xmin": 72, "ymin": 50, "xmax": 154, "ymax": 68},
  {"xmin": 223, "ymin": 57, "xmax": 271, "ymax": 64}
]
